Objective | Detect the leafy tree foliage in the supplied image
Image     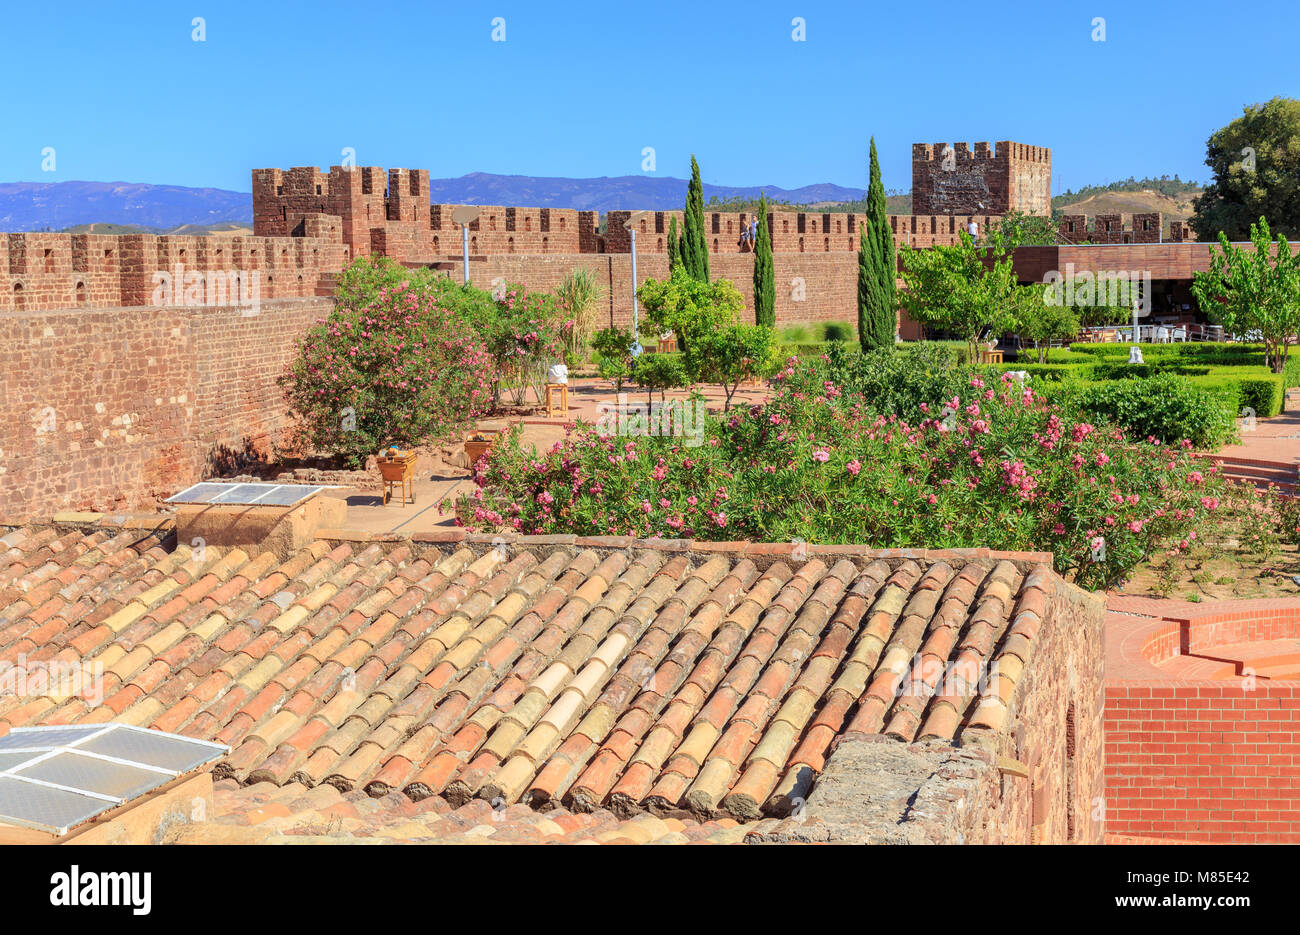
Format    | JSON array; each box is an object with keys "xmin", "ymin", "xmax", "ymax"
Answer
[
  {"xmin": 681, "ymin": 155, "xmax": 711, "ymax": 283},
  {"xmin": 858, "ymin": 137, "xmax": 898, "ymax": 351},
  {"xmin": 1192, "ymin": 216, "xmax": 1300, "ymax": 373},
  {"xmin": 752, "ymin": 193, "xmax": 775, "ymax": 327},
  {"xmin": 898, "ymin": 229, "xmax": 1020, "ymax": 360},
  {"xmin": 1191, "ymin": 97, "xmax": 1300, "ymax": 241}
]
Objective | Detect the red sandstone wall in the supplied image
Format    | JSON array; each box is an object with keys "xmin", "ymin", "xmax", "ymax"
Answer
[
  {"xmin": 0, "ymin": 298, "xmax": 332, "ymax": 520},
  {"xmin": 1105, "ymin": 682, "xmax": 1300, "ymax": 843},
  {"xmin": 601, "ymin": 209, "xmax": 999, "ymax": 256},
  {"xmin": 464, "ymin": 251, "xmax": 867, "ymax": 331},
  {"xmin": 2, "ymin": 231, "xmax": 348, "ymax": 313},
  {"xmin": 912, "ymin": 141, "xmax": 1050, "ymax": 217}
]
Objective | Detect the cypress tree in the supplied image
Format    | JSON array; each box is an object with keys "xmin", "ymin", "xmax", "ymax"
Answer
[
  {"xmin": 667, "ymin": 214, "xmax": 680, "ymax": 273},
  {"xmin": 752, "ymin": 194, "xmax": 775, "ymax": 326},
  {"xmin": 682, "ymin": 155, "xmax": 710, "ymax": 283},
  {"xmin": 858, "ymin": 137, "xmax": 898, "ymax": 351}
]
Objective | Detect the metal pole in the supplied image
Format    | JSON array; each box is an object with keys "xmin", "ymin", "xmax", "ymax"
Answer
[
  {"xmin": 629, "ymin": 227, "xmax": 641, "ymax": 356},
  {"xmin": 462, "ymin": 223, "xmax": 470, "ymax": 285}
]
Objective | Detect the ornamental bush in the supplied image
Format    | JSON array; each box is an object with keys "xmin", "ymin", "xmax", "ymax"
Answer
[
  {"xmin": 280, "ymin": 274, "xmax": 494, "ymax": 468},
  {"xmin": 1069, "ymin": 372, "xmax": 1238, "ymax": 449},
  {"xmin": 483, "ymin": 283, "xmax": 569, "ymax": 406},
  {"xmin": 456, "ymin": 354, "xmax": 1225, "ymax": 589}
]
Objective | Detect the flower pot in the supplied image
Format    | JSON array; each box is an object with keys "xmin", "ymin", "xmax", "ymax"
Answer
[{"xmin": 464, "ymin": 430, "xmax": 500, "ymax": 467}]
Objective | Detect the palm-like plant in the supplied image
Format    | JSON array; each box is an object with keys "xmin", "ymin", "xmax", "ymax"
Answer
[{"xmin": 555, "ymin": 268, "xmax": 607, "ymax": 365}]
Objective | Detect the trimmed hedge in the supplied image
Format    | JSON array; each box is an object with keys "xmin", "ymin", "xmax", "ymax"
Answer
[{"xmin": 1070, "ymin": 372, "xmax": 1238, "ymax": 448}]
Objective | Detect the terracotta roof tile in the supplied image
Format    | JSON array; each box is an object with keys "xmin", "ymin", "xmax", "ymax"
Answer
[{"xmin": 0, "ymin": 522, "xmax": 1069, "ymax": 831}]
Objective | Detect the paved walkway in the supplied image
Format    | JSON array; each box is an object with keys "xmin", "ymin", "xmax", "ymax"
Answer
[{"xmin": 1215, "ymin": 389, "xmax": 1300, "ymax": 466}]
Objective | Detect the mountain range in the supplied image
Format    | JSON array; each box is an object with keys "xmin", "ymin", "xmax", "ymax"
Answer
[
  {"xmin": 0, "ymin": 181, "xmax": 252, "ymax": 233},
  {"xmin": 0, "ymin": 174, "xmax": 866, "ymax": 232},
  {"xmin": 0, "ymin": 174, "xmax": 1201, "ymax": 234}
]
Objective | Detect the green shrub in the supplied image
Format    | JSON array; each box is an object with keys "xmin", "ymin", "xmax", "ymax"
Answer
[
  {"xmin": 281, "ymin": 269, "xmax": 495, "ymax": 468},
  {"xmin": 828, "ymin": 341, "xmax": 975, "ymax": 422},
  {"xmin": 460, "ymin": 354, "xmax": 1227, "ymax": 591},
  {"xmin": 1090, "ymin": 362, "xmax": 1213, "ymax": 380},
  {"xmin": 822, "ymin": 321, "xmax": 854, "ymax": 343},
  {"xmin": 1283, "ymin": 355, "xmax": 1300, "ymax": 390},
  {"xmin": 632, "ymin": 352, "xmax": 688, "ymax": 404},
  {"xmin": 781, "ymin": 324, "xmax": 811, "ymax": 343},
  {"xmin": 1072, "ymin": 373, "xmax": 1237, "ymax": 448},
  {"xmin": 593, "ymin": 327, "xmax": 636, "ymax": 393},
  {"xmin": 993, "ymin": 362, "xmax": 1082, "ymax": 382},
  {"xmin": 779, "ymin": 342, "xmax": 830, "ymax": 359}
]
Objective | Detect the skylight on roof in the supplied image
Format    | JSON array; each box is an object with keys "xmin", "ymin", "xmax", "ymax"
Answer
[{"xmin": 0, "ymin": 724, "xmax": 228, "ymax": 835}]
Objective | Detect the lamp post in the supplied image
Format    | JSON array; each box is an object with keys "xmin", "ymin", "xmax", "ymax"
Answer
[
  {"xmin": 451, "ymin": 205, "xmax": 479, "ymax": 285},
  {"xmin": 625, "ymin": 211, "xmax": 650, "ymax": 357}
]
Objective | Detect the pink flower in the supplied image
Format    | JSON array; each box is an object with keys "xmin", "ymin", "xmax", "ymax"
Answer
[
  {"xmin": 812, "ymin": 449, "xmax": 830, "ymax": 463},
  {"xmin": 714, "ymin": 512, "xmax": 728, "ymax": 528},
  {"xmin": 846, "ymin": 459, "xmax": 861, "ymax": 476}
]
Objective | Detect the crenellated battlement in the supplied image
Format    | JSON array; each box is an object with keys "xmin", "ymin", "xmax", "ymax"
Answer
[
  {"xmin": 912, "ymin": 140, "xmax": 1051, "ymax": 217},
  {"xmin": 1058, "ymin": 212, "xmax": 1171, "ymax": 244}
]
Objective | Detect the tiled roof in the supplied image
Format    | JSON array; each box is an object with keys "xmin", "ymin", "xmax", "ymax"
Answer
[
  {"xmin": 180, "ymin": 779, "xmax": 788, "ymax": 843},
  {"xmin": 0, "ymin": 520, "xmax": 1057, "ymax": 827}
]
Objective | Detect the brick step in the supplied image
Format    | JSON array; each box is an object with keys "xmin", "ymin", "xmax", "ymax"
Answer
[
  {"xmin": 1200, "ymin": 454, "xmax": 1300, "ymax": 494},
  {"xmin": 1223, "ymin": 473, "xmax": 1298, "ymax": 494},
  {"xmin": 315, "ymin": 272, "xmax": 338, "ymax": 297}
]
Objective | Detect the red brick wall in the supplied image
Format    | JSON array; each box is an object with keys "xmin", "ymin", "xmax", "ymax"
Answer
[
  {"xmin": 1104, "ymin": 601, "xmax": 1300, "ymax": 843},
  {"xmin": 1105, "ymin": 682, "xmax": 1300, "ymax": 843},
  {"xmin": 2, "ymin": 231, "xmax": 349, "ymax": 313},
  {"xmin": 464, "ymin": 251, "xmax": 868, "ymax": 331},
  {"xmin": 0, "ymin": 298, "xmax": 331, "ymax": 520}
]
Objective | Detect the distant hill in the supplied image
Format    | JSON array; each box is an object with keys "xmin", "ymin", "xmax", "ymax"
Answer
[
  {"xmin": 0, "ymin": 172, "xmax": 1205, "ymax": 235},
  {"xmin": 0, "ymin": 174, "xmax": 865, "ymax": 232},
  {"xmin": 58, "ymin": 221, "xmax": 254, "ymax": 236},
  {"xmin": 0, "ymin": 181, "xmax": 252, "ymax": 232},
  {"xmin": 426, "ymin": 172, "xmax": 864, "ymax": 210},
  {"xmin": 1052, "ymin": 176, "xmax": 1203, "ymax": 232}
]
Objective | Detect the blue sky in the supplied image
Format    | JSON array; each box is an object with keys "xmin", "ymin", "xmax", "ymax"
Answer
[{"xmin": 6, "ymin": 0, "xmax": 1297, "ymax": 194}]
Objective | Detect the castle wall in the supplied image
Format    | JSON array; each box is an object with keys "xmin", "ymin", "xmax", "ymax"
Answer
[
  {"xmin": 0, "ymin": 230, "xmax": 349, "ymax": 313},
  {"xmin": 912, "ymin": 141, "xmax": 1051, "ymax": 217},
  {"xmin": 1058, "ymin": 212, "xmax": 1164, "ymax": 244},
  {"xmin": 0, "ymin": 298, "xmax": 333, "ymax": 520}
]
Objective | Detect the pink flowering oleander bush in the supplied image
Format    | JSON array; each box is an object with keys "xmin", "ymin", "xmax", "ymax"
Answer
[
  {"xmin": 486, "ymin": 283, "xmax": 571, "ymax": 406},
  {"xmin": 455, "ymin": 355, "xmax": 1229, "ymax": 589},
  {"xmin": 280, "ymin": 277, "xmax": 494, "ymax": 468}
]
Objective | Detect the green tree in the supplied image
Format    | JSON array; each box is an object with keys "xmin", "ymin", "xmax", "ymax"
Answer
[
  {"xmin": 592, "ymin": 326, "xmax": 637, "ymax": 393},
  {"xmin": 898, "ymin": 229, "xmax": 1020, "ymax": 361},
  {"xmin": 1191, "ymin": 97, "xmax": 1300, "ymax": 241},
  {"xmin": 636, "ymin": 269, "xmax": 744, "ymax": 361},
  {"xmin": 858, "ymin": 137, "xmax": 897, "ymax": 351},
  {"xmin": 1010, "ymin": 287, "xmax": 1079, "ymax": 363},
  {"xmin": 1192, "ymin": 217, "xmax": 1300, "ymax": 373},
  {"xmin": 554, "ymin": 268, "xmax": 607, "ymax": 365},
  {"xmin": 667, "ymin": 215, "xmax": 681, "ymax": 274},
  {"xmin": 632, "ymin": 352, "xmax": 688, "ymax": 406},
  {"xmin": 752, "ymin": 194, "xmax": 775, "ymax": 326},
  {"xmin": 989, "ymin": 210, "xmax": 1058, "ymax": 247},
  {"xmin": 681, "ymin": 155, "xmax": 711, "ymax": 283},
  {"xmin": 693, "ymin": 324, "xmax": 778, "ymax": 411}
]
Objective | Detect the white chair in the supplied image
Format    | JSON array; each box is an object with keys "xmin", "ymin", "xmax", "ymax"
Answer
[{"xmin": 1155, "ymin": 327, "xmax": 1170, "ymax": 343}]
